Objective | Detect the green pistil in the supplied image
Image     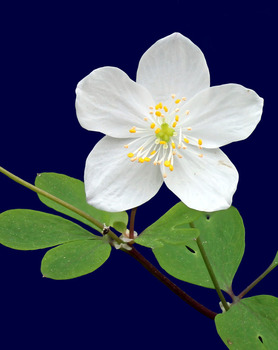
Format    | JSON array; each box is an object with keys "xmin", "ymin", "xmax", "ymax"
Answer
[{"xmin": 156, "ymin": 123, "xmax": 175, "ymax": 143}]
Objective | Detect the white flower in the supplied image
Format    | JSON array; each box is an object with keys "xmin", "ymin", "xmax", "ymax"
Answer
[{"xmin": 75, "ymin": 33, "xmax": 263, "ymax": 212}]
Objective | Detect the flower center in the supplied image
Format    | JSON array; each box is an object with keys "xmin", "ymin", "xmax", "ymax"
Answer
[
  {"xmin": 125, "ymin": 94, "xmax": 203, "ymax": 178},
  {"xmin": 156, "ymin": 123, "xmax": 175, "ymax": 143}
]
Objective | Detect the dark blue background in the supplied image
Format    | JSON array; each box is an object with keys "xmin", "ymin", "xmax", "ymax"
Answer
[{"xmin": 1, "ymin": 1, "xmax": 277, "ymax": 348}]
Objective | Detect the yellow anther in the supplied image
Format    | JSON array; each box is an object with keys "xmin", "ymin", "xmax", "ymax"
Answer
[
  {"xmin": 163, "ymin": 173, "xmax": 167, "ymax": 178},
  {"xmin": 178, "ymin": 154, "xmax": 183, "ymax": 158},
  {"xmin": 155, "ymin": 111, "xmax": 162, "ymax": 117},
  {"xmin": 175, "ymin": 115, "xmax": 179, "ymax": 122},
  {"xmin": 160, "ymin": 140, "xmax": 166, "ymax": 145},
  {"xmin": 149, "ymin": 111, "xmax": 154, "ymax": 115},
  {"xmin": 155, "ymin": 102, "xmax": 163, "ymax": 110},
  {"xmin": 138, "ymin": 157, "xmax": 145, "ymax": 163},
  {"xmin": 171, "ymin": 142, "xmax": 176, "ymax": 149},
  {"xmin": 184, "ymin": 138, "xmax": 190, "ymax": 144},
  {"xmin": 150, "ymin": 150, "xmax": 156, "ymax": 155},
  {"xmin": 175, "ymin": 99, "xmax": 181, "ymax": 104},
  {"xmin": 169, "ymin": 165, "xmax": 174, "ymax": 171},
  {"xmin": 155, "ymin": 128, "xmax": 161, "ymax": 134},
  {"xmin": 171, "ymin": 94, "xmax": 176, "ymax": 99},
  {"xmin": 187, "ymin": 127, "xmax": 192, "ymax": 131},
  {"xmin": 163, "ymin": 106, "xmax": 168, "ymax": 112},
  {"xmin": 198, "ymin": 139, "xmax": 203, "ymax": 146},
  {"xmin": 144, "ymin": 157, "xmax": 151, "ymax": 162},
  {"xmin": 164, "ymin": 160, "xmax": 171, "ymax": 167},
  {"xmin": 198, "ymin": 154, "xmax": 203, "ymax": 158},
  {"xmin": 144, "ymin": 117, "xmax": 148, "ymax": 121},
  {"xmin": 124, "ymin": 145, "xmax": 129, "ymax": 148},
  {"xmin": 185, "ymin": 110, "xmax": 190, "ymax": 115},
  {"xmin": 172, "ymin": 122, "xmax": 177, "ymax": 128},
  {"xmin": 127, "ymin": 153, "xmax": 134, "ymax": 158},
  {"xmin": 150, "ymin": 123, "xmax": 156, "ymax": 129},
  {"xmin": 182, "ymin": 97, "xmax": 187, "ymax": 101},
  {"xmin": 149, "ymin": 106, "xmax": 154, "ymax": 109},
  {"xmin": 129, "ymin": 127, "xmax": 136, "ymax": 133}
]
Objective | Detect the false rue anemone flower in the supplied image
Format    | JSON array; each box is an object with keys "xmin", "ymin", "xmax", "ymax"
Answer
[{"xmin": 75, "ymin": 33, "xmax": 263, "ymax": 212}]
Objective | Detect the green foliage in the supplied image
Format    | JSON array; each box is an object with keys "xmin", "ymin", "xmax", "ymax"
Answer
[
  {"xmin": 136, "ymin": 202, "xmax": 201, "ymax": 248},
  {"xmin": 35, "ymin": 172, "xmax": 128, "ymax": 233},
  {"xmin": 41, "ymin": 239, "xmax": 111, "ymax": 280},
  {"xmin": 0, "ymin": 209, "xmax": 96, "ymax": 250},
  {"xmin": 138, "ymin": 203, "xmax": 245, "ymax": 292},
  {"xmin": 215, "ymin": 295, "xmax": 278, "ymax": 349}
]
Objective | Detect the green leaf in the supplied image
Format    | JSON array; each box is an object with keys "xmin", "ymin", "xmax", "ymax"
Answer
[
  {"xmin": 215, "ymin": 295, "xmax": 278, "ymax": 349},
  {"xmin": 136, "ymin": 202, "xmax": 201, "ymax": 248},
  {"xmin": 35, "ymin": 172, "xmax": 128, "ymax": 233},
  {"xmin": 152, "ymin": 206, "xmax": 245, "ymax": 291},
  {"xmin": 41, "ymin": 239, "xmax": 111, "ymax": 280},
  {"xmin": 0, "ymin": 209, "xmax": 96, "ymax": 250}
]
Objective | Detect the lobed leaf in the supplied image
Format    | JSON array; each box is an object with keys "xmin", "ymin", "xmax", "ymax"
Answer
[
  {"xmin": 136, "ymin": 202, "xmax": 201, "ymax": 248},
  {"xmin": 0, "ymin": 209, "xmax": 96, "ymax": 250},
  {"xmin": 35, "ymin": 172, "xmax": 128, "ymax": 233},
  {"xmin": 41, "ymin": 239, "xmax": 111, "ymax": 280},
  {"xmin": 151, "ymin": 205, "xmax": 245, "ymax": 291},
  {"xmin": 215, "ymin": 295, "xmax": 278, "ymax": 349}
]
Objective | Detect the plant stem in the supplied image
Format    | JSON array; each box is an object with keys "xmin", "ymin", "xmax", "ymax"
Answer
[
  {"xmin": 190, "ymin": 223, "xmax": 230, "ymax": 311},
  {"xmin": 237, "ymin": 257, "xmax": 278, "ymax": 300},
  {"xmin": 0, "ymin": 166, "xmax": 218, "ymax": 319},
  {"xmin": 127, "ymin": 246, "xmax": 217, "ymax": 320},
  {"xmin": 129, "ymin": 207, "xmax": 137, "ymax": 239},
  {"xmin": 0, "ymin": 166, "xmax": 122, "ymax": 243}
]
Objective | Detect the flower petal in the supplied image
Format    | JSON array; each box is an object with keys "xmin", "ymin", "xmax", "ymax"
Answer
[
  {"xmin": 84, "ymin": 136, "xmax": 163, "ymax": 212},
  {"xmin": 180, "ymin": 84, "xmax": 263, "ymax": 148},
  {"xmin": 76, "ymin": 67, "xmax": 154, "ymax": 138},
  {"xmin": 136, "ymin": 33, "xmax": 210, "ymax": 104},
  {"xmin": 163, "ymin": 146, "xmax": 239, "ymax": 212}
]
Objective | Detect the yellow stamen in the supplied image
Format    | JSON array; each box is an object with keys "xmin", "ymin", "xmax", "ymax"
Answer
[
  {"xmin": 175, "ymin": 99, "xmax": 181, "ymax": 104},
  {"xmin": 163, "ymin": 173, "xmax": 167, "ymax": 178},
  {"xmin": 149, "ymin": 111, "xmax": 154, "ymax": 115},
  {"xmin": 160, "ymin": 140, "xmax": 166, "ymax": 145},
  {"xmin": 155, "ymin": 128, "xmax": 161, "ymax": 134},
  {"xmin": 164, "ymin": 160, "xmax": 171, "ymax": 167},
  {"xmin": 144, "ymin": 157, "xmax": 151, "ymax": 162},
  {"xmin": 171, "ymin": 142, "xmax": 176, "ymax": 149},
  {"xmin": 149, "ymin": 106, "xmax": 154, "ymax": 109},
  {"xmin": 150, "ymin": 123, "xmax": 155, "ymax": 129},
  {"xmin": 175, "ymin": 115, "xmax": 179, "ymax": 122},
  {"xmin": 198, "ymin": 154, "xmax": 203, "ymax": 158},
  {"xmin": 184, "ymin": 138, "xmax": 190, "ymax": 144},
  {"xmin": 163, "ymin": 106, "xmax": 168, "ymax": 112},
  {"xmin": 187, "ymin": 127, "xmax": 192, "ymax": 131},
  {"xmin": 124, "ymin": 145, "xmax": 129, "ymax": 148},
  {"xmin": 144, "ymin": 117, "xmax": 148, "ymax": 121},
  {"xmin": 150, "ymin": 150, "xmax": 156, "ymax": 155},
  {"xmin": 172, "ymin": 122, "xmax": 177, "ymax": 128},
  {"xmin": 182, "ymin": 97, "xmax": 187, "ymax": 101},
  {"xmin": 155, "ymin": 102, "xmax": 163, "ymax": 110},
  {"xmin": 171, "ymin": 94, "xmax": 176, "ymax": 99},
  {"xmin": 129, "ymin": 127, "xmax": 136, "ymax": 133},
  {"xmin": 138, "ymin": 157, "xmax": 145, "ymax": 163},
  {"xmin": 155, "ymin": 111, "xmax": 162, "ymax": 117},
  {"xmin": 169, "ymin": 165, "xmax": 174, "ymax": 171},
  {"xmin": 127, "ymin": 153, "xmax": 134, "ymax": 158},
  {"xmin": 185, "ymin": 110, "xmax": 190, "ymax": 115},
  {"xmin": 198, "ymin": 139, "xmax": 203, "ymax": 146}
]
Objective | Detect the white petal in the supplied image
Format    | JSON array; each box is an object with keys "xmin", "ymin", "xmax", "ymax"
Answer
[
  {"xmin": 136, "ymin": 33, "xmax": 210, "ymax": 104},
  {"xmin": 163, "ymin": 146, "xmax": 239, "ymax": 212},
  {"xmin": 180, "ymin": 84, "xmax": 263, "ymax": 148},
  {"xmin": 76, "ymin": 67, "xmax": 154, "ymax": 138},
  {"xmin": 84, "ymin": 136, "xmax": 163, "ymax": 212}
]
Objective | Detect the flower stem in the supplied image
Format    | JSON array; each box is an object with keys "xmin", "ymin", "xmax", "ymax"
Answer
[
  {"xmin": 0, "ymin": 166, "xmax": 122, "ymax": 244},
  {"xmin": 237, "ymin": 256, "xmax": 278, "ymax": 300},
  {"xmin": 129, "ymin": 207, "xmax": 137, "ymax": 239},
  {"xmin": 127, "ymin": 246, "xmax": 217, "ymax": 320},
  {"xmin": 190, "ymin": 222, "xmax": 230, "ymax": 311}
]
